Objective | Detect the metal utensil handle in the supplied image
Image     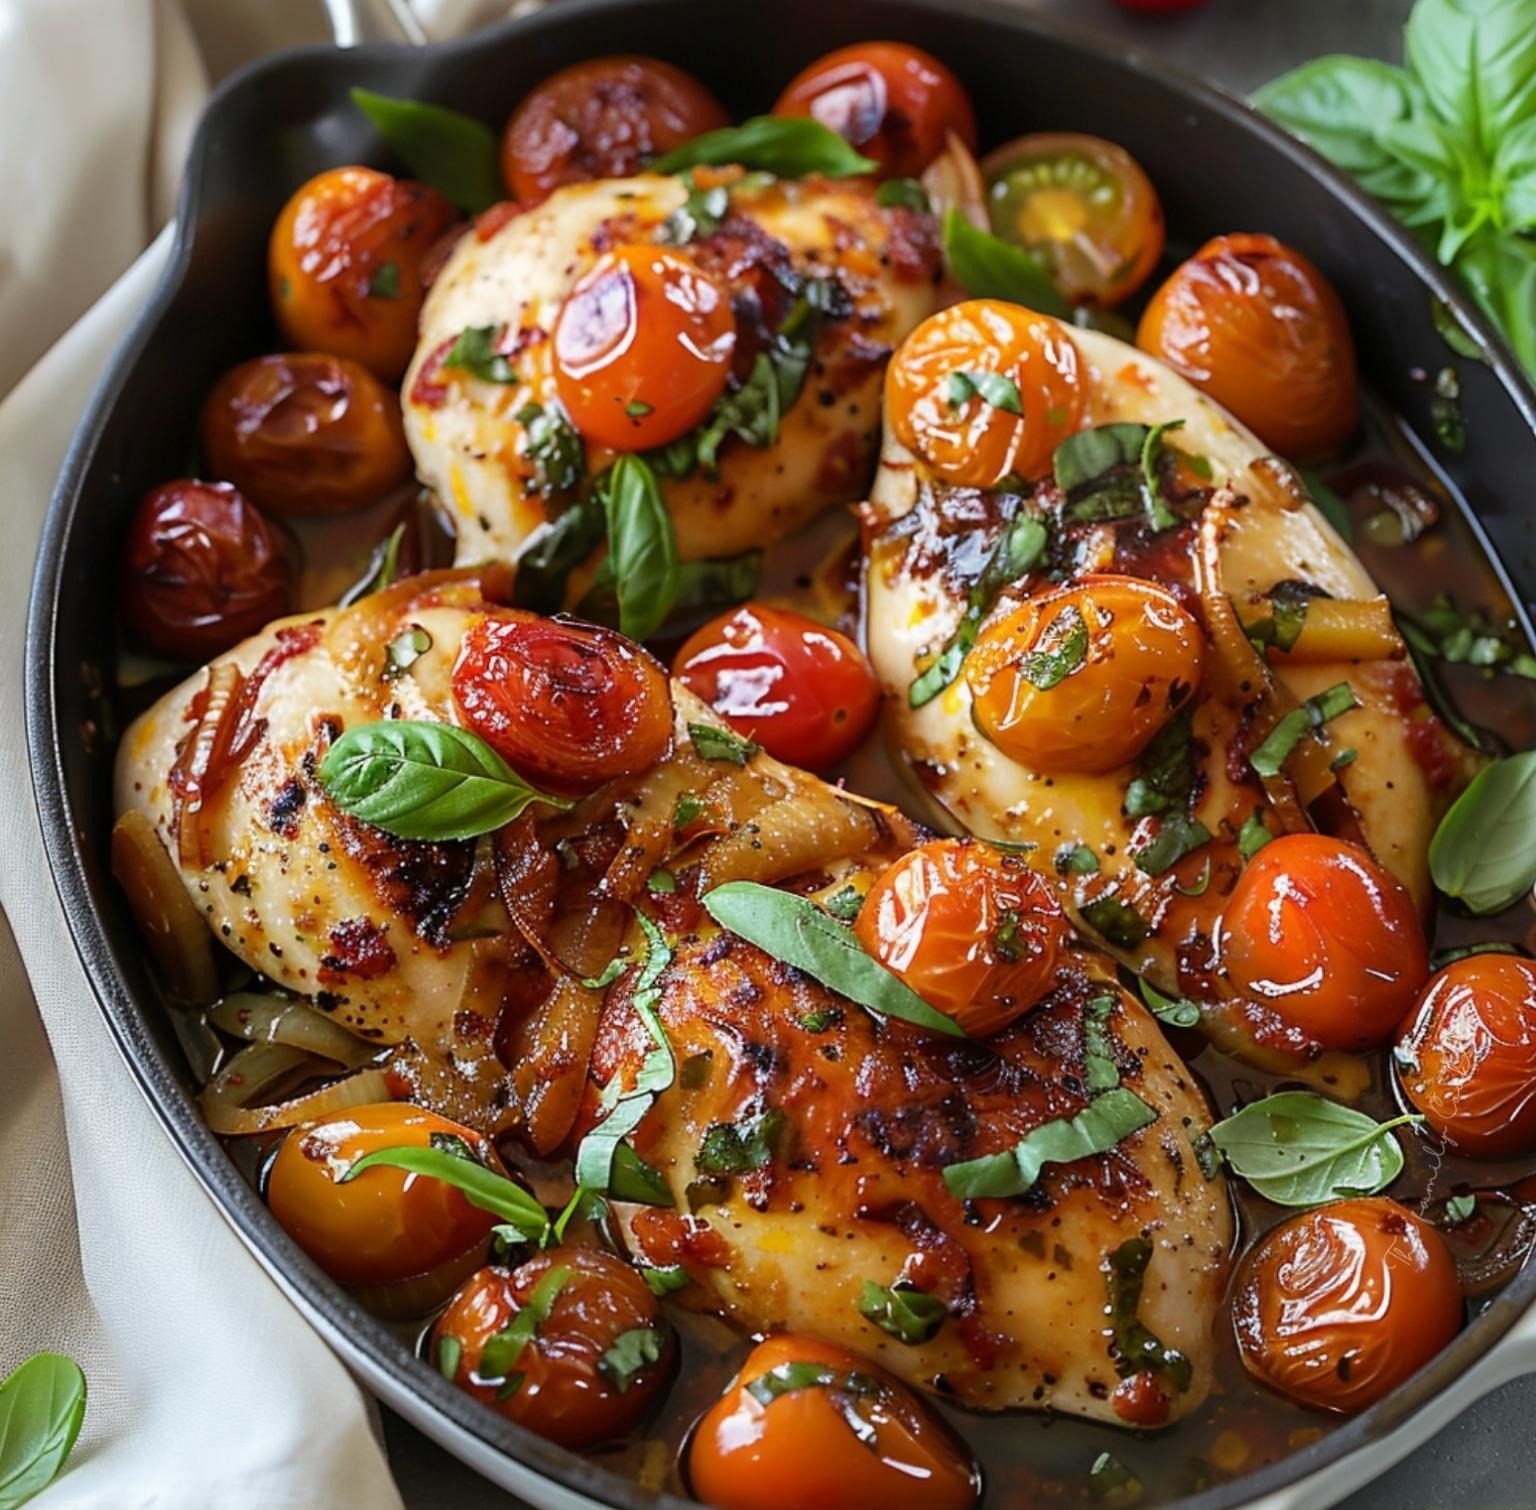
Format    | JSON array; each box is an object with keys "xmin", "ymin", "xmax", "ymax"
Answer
[{"xmin": 322, "ymin": 0, "xmax": 428, "ymax": 46}]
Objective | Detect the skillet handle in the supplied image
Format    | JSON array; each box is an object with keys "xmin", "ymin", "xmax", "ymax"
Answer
[{"xmin": 321, "ymin": 0, "xmax": 428, "ymax": 46}]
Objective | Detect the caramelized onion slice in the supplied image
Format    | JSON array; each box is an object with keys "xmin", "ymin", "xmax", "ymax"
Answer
[
  {"xmin": 199, "ymin": 1041, "xmax": 391, "ymax": 1135},
  {"xmin": 111, "ymin": 809, "xmax": 218, "ymax": 1005},
  {"xmin": 207, "ymin": 993, "xmax": 377, "ymax": 1070}
]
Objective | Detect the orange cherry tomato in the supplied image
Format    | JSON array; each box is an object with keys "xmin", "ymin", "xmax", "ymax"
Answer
[
  {"xmin": 553, "ymin": 245, "xmax": 736, "ymax": 451},
  {"xmin": 1136, "ymin": 232, "xmax": 1358, "ymax": 459},
  {"xmin": 1396, "ymin": 953, "xmax": 1536, "ymax": 1157},
  {"xmin": 500, "ymin": 56, "xmax": 729, "ymax": 204},
  {"xmin": 673, "ymin": 603, "xmax": 879, "ymax": 770},
  {"xmin": 433, "ymin": 1247, "xmax": 672, "ymax": 1449},
  {"xmin": 855, "ymin": 839, "xmax": 1067, "ymax": 1036},
  {"xmin": 266, "ymin": 1103, "xmax": 497, "ymax": 1290},
  {"xmin": 268, "ymin": 166, "xmax": 457, "ymax": 381},
  {"xmin": 773, "ymin": 41, "xmax": 977, "ymax": 180},
  {"xmin": 886, "ymin": 300, "xmax": 1085, "ymax": 488},
  {"xmin": 965, "ymin": 574, "xmax": 1203, "ymax": 775},
  {"xmin": 1218, "ymin": 834, "xmax": 1428, "ymax": 1052},
  {"xmin": 981, "ymin": 133, "xmax": 1164, "ymax": 306},
  {"xmin": 687, "ymin": 1335, "xmax": 979, "ymax": 1510},
  {"xmin": 452, "ymin": 612, "xmax": 674, "ymax": 793},
  {"xmin": 1233, "ymin": 1198, "xmax": 1461, "ymax": 1414},
  {"xmin": 200, "ymin": 353, "xmax": 410, "ymax": 516}
]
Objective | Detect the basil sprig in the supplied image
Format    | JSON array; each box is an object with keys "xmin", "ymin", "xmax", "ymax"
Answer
[
  {"xmin": 443, "ymin": 326, "xmax": 519, "ymax": 384},
  {"xmin": 1429, "ymin": 750, "xmax": 1536, "ymax": 913},
  {"xmin": 688, "ymin": 722, "xmax": 759, "ymax": 766},
  {"xmin": 703, "ymin": 881, "xmax": 966, "ymax": 1038},
  {"xmin": 320, "ymin": 720, "xmax": 569, "ymax": 842},
  {"xmin": 1053, "ymin": 421, "xmax": 1186, "ymax": 531},
  {"xmin": 599, "ymin": 1327, "xmax": 667, "ymax": 1392},
  {"xmin": 942, "ymin": 209, "xmax": 1070, "ymax": 318},
  {"xmin": 1206, "ymin": 1091, "xmax": 1418, "ymax": 1206},
  {"xmin": 350, "ymin": 88, "xmax": 502, "ymax": 213},
  {"xmin": 652, "ymin": 116, "xmax": 876, "ymax": 178},
  {"xmin": 1105, "ymin": 1237, "xmax": 1192, "ymax": 1393},
  {"xmin": 1249, "ymin": 682, "xmax": 1358, "ymax": 779},
  {"xmin": 340, "ymin": 1143, "xmax": 553, "ymax": 1244},
  {"xmin": 1019, "ymin": 605, "xmax": 1088, "ymax": 689},
  {"xmin": 0, "ymin": 1353, "xmax": 87, "ymax": 1510},
  {"xmin": 857, "ymin": 1281, "xmax": 948, "ymax": 1345},
  {"xmin": 479, "ymin": 1266, "xmax": 571, "ymax": 1394},
  {"xmin": 598, "ymin": 454, "xmax": 680, "ymax": 641}
]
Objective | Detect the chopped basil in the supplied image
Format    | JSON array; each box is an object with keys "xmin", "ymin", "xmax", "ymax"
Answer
[
  {"xmin": 695, "ymin": 1110, "xmax": 785, "ymax": 1176},
  {"xmin": 1081, "ymin": 994, "xmax": 1121, "ymax": 1093},
  {"xmin": 342, "ymin": 1143, "xmax": 551, "ymax": 1244},
  {"xmin": 823, "ymin": 885, "xmax": 864, "ymax": 921},
  {"xmin": 350, "ymin": 88, "xmax": 502, "ymax": 213},
  {"xmin": 798, "ymin": 1007, "xmax": 841, "ymax": 1033},
  {"xmin": 1238, "ymin": 810, "xmax": 1274, "ymax": 859},
  {"xmin": 651, "ymin": 115, "xmax": 877, "ymax": 178},
  {"xmin": 581, "ymin": 958, "xmax": 628, "ymax": 991},
  {"xmin": 673, "ymin": 792, "xmax": 708, "ymax": 828},
  {"xmin": 1444, "ymin": 1193, "xmax": 1478, "ymax": 1225},
  {"xmin": 551, "ymin": 1186, "xmax": 606, "ymax": 1242},
  {"xmin": 626, "ymin": 399, "xmax": 655, "ymax": 418},
  {"xmin": 1058, "ymin": 843, "xmax": 1100, "ymax": 875},
  {"xmin": 515, "ymin": 401, "xmax": 586, "ymax": 496},
  {"xmin": 857, "ymin": 1281, "xmax": 948, "ymax": 1345},
  {"xmin": 512, "ymin": 495, "xmax": 606, "ymax": 615},
  {"xmin": 1404, "ymin": 591, "xmax": 1536, "ymax": 677},
  {"xmin": 1123, "ymin": 712, "xmax": 1197, "ymax": 819},
  {"xmin": 947, "ymin": 368, "xmax": 1023, "ymax": 415},
  {"xmin": 876, "ymin": 177, "xmax": 932, "ymax": 212},
  {"xmin": 598, "ymin": 1327, "xmax": 666, "ymax": 1392},
  {"xmin": 1140, "ymin": 420, "xmax": 1184, "ymax": 532},
  {"xmin": 384, "ymin": 625, "xmax": 431, "ymax": 677},
  {"xmin": 657, "ymin": 174, "xmax": 731, "ymax": 245},
  {"xmin": 647, "ymin": 868, "xmax": 677, "ymax": 895},
  {"xmin": 1429, "ymin": 751, "xmax": 1536, "ymax": 914},
  {"xmin": 1331, "ymin": 746, "xmax": 1360, "ymax": 769},
  {"xmin": 1249, "ymin": 682, "xmax": 1358, "ymax": 779},
  {"xmin": 1131, "ymin": 814, "xmax": 1212, "ymax": 877},
  {"xmin": 479, "ymin": 1266, "xmax": 570, "ymax": 1384},
  {"xmin": 1053, "ymin": 420, "xmax": 1186, "ymax": 530},
  {"xmin": 1140, "ymin": 978, "xmax": 1201, "ymax": 1030},
  {"xmin": 1105, "ymin": 1237, "xmax": 1192, "ymax": 1392},
  {"xmin": 1432, "ymin": 365, "xmax": 1467, "ymax": 453},
  {"xmin": 341, "ymin": 522, "xmax": 406, "ymax": 606},
  {"xmin": 640, "ymin": 1264, "xmax": 691, "ymax": 1295},
  {"xmin": 444, "ymin": 325, "xmax": 520, "ymax": 384},
  {"xmin": 1245, "ymin": 583, "xmax": 1313, "ymax": 655},
  {"xmin": 1080, "ymin": 894, "xmax": 1148, "ymax": 951},
  {"xmin": 696, "ymin": 352, "xmax": 779, "ymax": 472},
  {"xmin": 1176, "ymin": 857, "xmax": 1212, "ymax": 896},
  {"xmin": 1054, "ymin": 423, "xmax": 1148, "ymax": 493},
  {"xmin": 688, "ymin": 722, "xmax": 760, "ymax": 765},
  {"xmin": 1019, "ymin": 604, "xmax": 1088, "ymax": 690},
  {"xmin": 1301, "ymin": 467, "xmax": 1354, "ymax": 541},
  {"xmin": 367, "ymin": 261, "xmax": 400, "ymax": 299},
  {"xmin": 942, "ymin": 208, "xmax": 1070, "ymax": 318},
  {"xmin": 429, "ymin": 1131, "xmax": 478, "ymax": 1161},
  {"xmin": 437, "ymin": 1335, "xmax": 462, "ymax": 1381},
  {"xmin": 744, "ymin": 1360, "xmax": 884, "ymax": 1408},
  {"xmin": 609, "ymin": 1144, "xmax": 674, "ymax": 1207}
]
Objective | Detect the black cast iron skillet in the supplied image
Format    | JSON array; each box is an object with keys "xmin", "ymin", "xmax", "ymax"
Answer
[{"xmin": 27, "ymin": 1, "xmax": 1536, "ymax": 1505}]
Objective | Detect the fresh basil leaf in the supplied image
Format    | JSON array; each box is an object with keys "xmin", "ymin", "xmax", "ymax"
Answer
[
  {"xmin": 657, "ymin": 174, "xmax": 732, "ymax": 245},
  {"xmin": 1080, "ymin": 894, "xmax": 1148, "ymax": 951},
  {"xmin": 367, "ymin": 261, "xmax": 400, "ymax": 300},
  {"xmin": 1176, "ymin": 857, "xmax": 1212, "ymax": 896},
  {"xmin": 443, "ymin": 325, "xmax": 519, "ymax": 384},
  {"xmin": 744, "ymin": 1360, "xmax": 884, "ymax": 1408},
  {"xmin": 948, "ymin": 368, "xmax": 1023, "ymax": 415},
  {"xmin": 0, "ymin": 1354, "xmax": 86, "ymax": 1510},
  {"xmin": 1082, "ymin": 994, "xmax": 1121, "ymax": 1093},
  {"xmin": 1238, "ymin": 809, "xmax": 1274, "ymax": 859},
  {"xmin": 647, "ymin": 868, "xmax": 677, "ymax": 895},
  {"xmin": 341, "ymin": 522, "xmax": 407, "ymax": 606},
  {"xmin": 1059, "ymin": 843, "xmax": 1100, "ymax": 875},
  {"xmin": 598, "ymin": 454, "xmax": 679, "ymax": 641},
  {"xmin": 688, "ymin": 722, "xmax": 759, "ymax": 766},
  {"xmin": 877, "ymin": 177, "xmax": 932, "ymax": 212},
  {"xmin": 551, "ymin": 1186, "xmax": 606, "ymax": 1243},
  {"xmin": 672, "ymin": 551, "xmax": 763, "ymax": 614},
  {"xmin": 582, "ymin": 958, "xmax": 628, "ymax": 991},
  {"xmin": 1140, "ymin": 420, "xmax": 1184, "ymax": 531},
  {"xmin": 437, "ymin": 1335, "xmax": 462, "ymax": 1381},
  {"xmin": 479, "ymin": 1266, "xmax": 570, "ymax": 1384},
  {"xmin": 341, "ymin": 1144, "xmax": 551, "ymax": 1243},
  {"xmin": 1140, "ymin": 978, "xmax": 1201, "ymax": 1030},
  {"xmin": 695, "ymin": 1109, "xmax": 785, "ymax": 1177},
  {"xmin": 320, "ymin": 720, "xmax": 569, "ymax": 841},
  {"xmin": 942, "ymin": 209, "xmax": 1071, "ymax": 318},
  {"xmin": 512, "ymin": 495, "xmax": 605, "ymax": 614},
  {"xmin": 641, "ymin": 1264, "xmax": 691, "ymax": 1295},
  {"xmin": 609, "ymin": 1143, "xmax": 675, "ymax": 1207},
  {"xmin": 1249, "ymin": 682, "xmax": 1358, "ymax": 779},
  {"xmin": 703, "ymin": 881, "xmax": 967, "ymax": 1038},
  {"xmin": 385, "ymin": 625, "xmax": 432, "ymax": 677},
  {"xmin": 599, "ymin": 1327, "xmax": 667, "ymax": 1392},
  {"xmin": 1430, "ymin": 939, "xmax": 1521, "ymax": 970},
  {"xmin": 1246, "ymin": 589, "xmax": 1312, "ymax": 655},
  {"xmin": 1124, "ymin": 712, "xmax": 1197, "ymax": 818},
  {"xmin": 857, "ymin": 1281, "xmax": 948, "ymax": 1345},
  {"xmin": 1054, "ymin": 423, "xmax": 1148, "ymax": 493},
  {"xmin": 1206, "ymin": 1091, "xmax": 1419, "ymax": 1205},
  {"xmin": 823, "ymin": 885, "xmax": 864, "ymax": 921},
  {"xmin": 652, "ymin": 116, "xmax": 876, "ymax": 177},
  {"xmin": 1444, "ymin": 1192, "xmax": 1478, "ymax": 1225},
  {"xmin": 696, "ymin": 351, "xmax": 779, "ymax": 474},
  {"xmin": 1429, "ymin": 750, "xmax": 1536, "ymax": 913},
  {"xmin": 1019, "ymin": 604, "xmax": 1088, "ymax": 690},
  {"xmin": 350, "ymin": 88, "xmax": 502, "ymax": 213},
  {"xmin": 1105, "ymin": 1237, "xmax": 1192, "ymax": 1392},
  {"xmin": 516, "ymin": 401, "xmax": 585, "ymax": 497},
  {"xmin": 1132, "ymin": 814, "xmax": 1212, "ymax": 877},
  {"xmin": 942, "ymin": 1088, "xmax": 1157, "ymax": 1199}
]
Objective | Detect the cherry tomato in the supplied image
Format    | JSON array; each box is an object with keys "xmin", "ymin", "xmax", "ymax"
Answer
[
  {"xmin": 553, "ymin": 245, "xmax": 736, "ymax": 450},
  {"xmin": 1396, "ymin": 953, "xmax": 1536, "ymax": 1156},
  {"xmin": 687, "ymin": 1335, "xmax": 979, "ymax": 1510},
  {"xmin": 1137, "ymin": 232, "xmax": 1358, "ymax": 459},
  {"xmin": 1234, "ymin": 1198, "xmax": 1461, "ymax": 1414},
  {"xmin": 267, "ymin": 1103, "xmax": 498, "ymax": 1289},
  {"xmin": 981, "ymin": 133, "xmax": 1164, "ymax": 306},
  {"xmin": 965, "ymin": 574, "xmax": 1203, "ymax": 775},
  {"xmin": 1218, "ymin": 834, "xmax": 1428, "ymax": 1051},
  {"xmin": 433, "ymin": 1247, "xmax": 672, "ymax": 1448},
  {"xmin": 773, "ymin": 42, "xmax": 977, "ymax": 180},
  {"xmin": 200, "ymin": 353, "xmax": 410, "ymax": 516},
  {"xmin": 269, "ymin": 166, "xmax": 457, "ymax": 381},
  {"xmin": 119, "ymin": 479, "xmax": 299, "ymax": 659},
  {"xmin": 501, "ymin": 56, "xmax": 728, "ymax": 204},
  {"xmin": 673, "ymin": 603, "xmax": 879, "ymax": 770},
  {"xmin": 855, "ymin": 839, "xmax": 1067, "ymax": 1035},
  {"xmin": 452, "ymin": 612, "xmax": 673, "ymax": 793}
]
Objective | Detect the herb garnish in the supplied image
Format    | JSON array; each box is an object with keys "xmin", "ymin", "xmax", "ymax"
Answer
[
  {"xmin": 1140, "ymin": 978, "xmax": 1201, "ymax": 1030},
  {"xmin": 1053, "ymin": 421, "xmax": 1186, "ymax": 530},
  {"xmin": 385, "ymin": 626, "xmax": 431, "ymax": 677},
  {"xmin": 942, "ymin": 208, "xmax": 1070, "ymax": 318},
  {"xmin": 695, "ymin": 1110, "xmax": 785, "ymax": 1176},
  {"xmin": 640, "ymin": 1264, "xmax": 691, "ymax": 1296},
  {"xmin": 597, "ymin": 453, "xmax": 679, "ymax": 641},
  {"xmin": 657, "ymin": 174, "xmax": 731, "ymax": 245},
  {"xmin": 341, "ymin": 522, "xmax": 407, "ymax": 606},
  {"xmin": 0, "ymin": 1353, "xmax": 87, "ymax": 1510},
  {"xmin": 1249, "ymin": 682, "xmax": 1358, "ymax": 779},
  {"xmin": 1400, "ymin": 592, "xmax": 1536, "ymax": 679},
  {"xmin": 857, "ymin": 1281, "xmax": 948, "ymax": 1345},
  {"xmin": 877, "ymin": 177, "xmax": 933, "ymax": 212},
  {"xmin": 688, "ymin": 722, "xmax": 760, "ymax": 766},
  {"xmin": 1429, "ymin": 750, "xmax": 1536, "ymax": 914},
  {"xmin": 1444, "ymin": 1193, "xmax": 1478, "ymax": 1225},
  {"xmin": 367, "ymin": 261, "xmax": 400, "ymax": 300},
  {"xmin": 1131, "ymin": 815, "xmax": 1212, "ymax": 877},
  {"xmin": 516, "ymin": 401, "xmax": 586, "ymax": 496},
  {"xmin": 651, "ymin": 116, "xmax": 877, "ymax": 177},
  {"xmin": 947, "ymin": 369, "xmax": 1023, "ymax": 414},
  {"xmin": 1082, "ymin": 994, "xmax": 1121, "ymax": 1093},
  {"xmin": 342, "ymin": 1143, "xmax": 552, "ymax": 1244},
  {"xmin": 479, "ymin": 1265, "xmax": 571, "ymax": 1392},
  {"xmin": 599, "ymin": 1327, "xmax": 667, "ymax": 1392},
  {"xmin": 1080, "ymin": 894, "xmax": 1149, "ymax": 951},
  {"xmin": 443, "ymin": 325, "xmax": 519, "ymax": 384},
  {"xmin": 1237, "ymin": 810, "xmax": 1274, "ymax": 859},
  {"xmin": 350, "ymin": 88, "xmax": 502, "ymax": 213},
  {"xmin": 1124, "ymin": 712, "xmax": 1197, "ymax": 819},
  {"xmin": 1105, "ymin": 1237, "xmax": 1193, "ymax": 1392},
  {"xmin": 1019, "ymin": 605, "xmax": 1089, "ymax": 689}
]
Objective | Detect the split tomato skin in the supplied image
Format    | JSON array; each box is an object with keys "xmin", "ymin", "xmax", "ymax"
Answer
[{"xmin": 673, "ymin": 603, "xmax": 879, "ymax": 770}]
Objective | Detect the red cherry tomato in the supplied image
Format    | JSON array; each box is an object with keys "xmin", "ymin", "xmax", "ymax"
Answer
[
  {"xmin": 452, "ymin": 612, "xmax": 674, "ymax": 793},
  {"xmin": 1396, "ymin": 953, "xmax": 1536, "ymax": 1157},
  {"xmin": 553, "ymin": 245, "xmax": 736, "ymax": 450},
  {"xmin": 773, "ymin": 42, "xmax": 977, "ymax": 179},
  {"xmin": 855, "ymin": 839, "xmax": 1067, "ymax": 1035},
  {"xmin": 1233, "ymin": 1198, "xmax": 1461, "ymax": 1413},
  {"xmin": 673, "ymin": 603, "xmax": 879, "ymax": 770},
  {"xmin": 1218, "ymin": 834, "xmax": 1428, "ymax": 1051},
  {"xmin": 501, "ymin": 56, "xmax": 729, "ymax": 204}
]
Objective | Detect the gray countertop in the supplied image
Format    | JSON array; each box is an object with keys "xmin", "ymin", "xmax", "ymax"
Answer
[{"xmin": 386, "ymin": 0, "xmax": 1536, "ymax": 1504}]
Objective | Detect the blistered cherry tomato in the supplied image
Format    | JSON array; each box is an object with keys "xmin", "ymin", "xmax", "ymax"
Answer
[
  {"xmin": 553, "ymin": 245, "xmax": 735, "ymax": 450},
  {"xmin": 887, "ymin": 300, "xmax": 1084, "ymax": 488},
  {"xmin": 673, "ymin": 603, "xmax": 879, "ymax": 770},
  {"xmin": 1396, "ymin": 953, "xmax": 1536, "ymax": 1156},
  {"xmin": 501, "ymin": 56, "xmax": 728, "ymax": 204},
  {"xmin": 1234, "ymin": 1198, "xmax": 1461, "ymax": 1414},
  {"xmin": 119, "ymin": 479, "xmax": 298, "ymax": 659},
  {"xmin": 982, "ymin": 133, "xmax": 1164, "ymax": 306},
  {"xmin": 452, "ymin": 613, "xmax": 673, "ymax": 792},
  {"xmin": 965, "ymin": 574, "xmax": 1203, "ymax": 774},
  {"xmin": 856, "ymin": 839, "xmax": 1066, "ymax": 1035},
  {"xmin": 269, "ymin": 166, "xmax": 457, "ymax": 381},
  {"xmin": 773, "ymin": 41, "xmax": 977, "ymax": 180},
  {"xmin": 267, "ymin": 1103, "xmax": 498, "ymax": 1290},
  {"xmin": 433, "ymin": 1247, "xmax": 672, "ymax": 1448},
  {"xmin": 688, "ymin": 1335, "xmax": 979, "ymax": 1510},
  {"xmin": 1137, "ymin": 232, "xmax": 1358, "ymax": 459},
  {"xmin": 200, "ymin": 353, "xmax": 410, "ymax": 516},
  {"xmin": 1218, "ymin": 834, "xmax": 1428, "ymax": 1051}
]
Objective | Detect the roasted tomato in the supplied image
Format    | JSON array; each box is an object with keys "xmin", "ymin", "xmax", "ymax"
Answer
[
  {"xmin": 1233, "ymin": 1198, "xmax": 1461, "ymax": 1414},
  {"xmin": 452, "ymin": 613, "xmax": 673, "ymax": 792},
  {"xmin": 553, "ymin": 245, "xmax": 736, "ymax": 450},
  {"xmin": 268, "ymin": 166, "xmax": 457, "ymax": 381},
  {"xmin": 119, "ymin": 479, "xmax": 299, "ymax": 659},
  {"xmin": 199, "ymin": 353, "xmax": 411, "ymax": 516},
  {"xmin": 1396, "ymin": 953, "xmax": 1536, "ymax": 1156},
  {"xmin": 267, "ymin": 1103, "xmax": 497, "ymax": 1292},
  {"xmin": 673, "ymin": 603, "xmax": 879, "ymax": 770},
  {"xmin": 500, "ymin": 56, "xmax": 728, "ymax": 204},
  {"xmin": 981, "ymin": 133, "xmax": 1163, "ymax": 306},
  {"xmin": 687, "ymin": 1335, "xmax": 979, "ymax": 1510},
  {"xmin": 855, "ymin": 839, "xmax": 1066, "ymax": 1036},
  {"xmin": 773, "ymin": 41, "xmax": 977, "ymax": 179},
  {"xmin": 1136, "ymin": 232, "xmax": 1358, "ymax": 459},
  {"xmin": 965, "ymin": 574, "xmax": 1203, "ymax": 774},
  {"xmin": 1218, "ymin": 834, "xmax": 1428, "ymax": 1052},
  {"xmin": 887, "ymin": 300, "xmax": 1083, "ymax": 488},
  {"xmin": 433, "ymin": 1247, "xmax": 672, "ymax": 1448}
]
